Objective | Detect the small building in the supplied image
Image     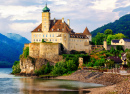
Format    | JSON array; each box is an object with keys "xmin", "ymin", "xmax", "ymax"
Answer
[
  {"xmin": 111, "ymin": 38, "xmax": 130, "ymax": 50},
  {"xmin": 107, "ymin": 56, "xmax": 122, "ymax": 65}
]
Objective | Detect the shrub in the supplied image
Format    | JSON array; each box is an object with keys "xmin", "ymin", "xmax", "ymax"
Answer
[
  {"xmin": 12, "ymin": 61, "xmax": 21, "ymax": 74},
  {"xmin": 94, "ymin": 58, "xmax": 105, "ymax": 66},
  {"xmin": 86, "ymin": 62, "xmax": 93, "ymax": 67},
  {"xmin": 51, "ymin": 61, "xmax": 67, "ymax": 76},
  {"xmin": 66, "ymin": 60, "xmax": 77, "ymax": 71},
  {"xmin": 44, "ymin": 62, "xmax": 53, "ymax": 74},
  {"xmin": 23, "ymin": 47, "xmax": 29, "ymax": 58},
  {"xmin": 34, "ymin": 65, "xmax": 46, "ymax": 76}
]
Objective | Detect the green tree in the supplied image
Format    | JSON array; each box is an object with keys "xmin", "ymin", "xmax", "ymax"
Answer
[
  {"xmin": 94, "ymin": 33, "xmax": 105, "ymax": 45},
  {"xmin": 44, "ymin": 62, "xmax": 52, "ymax": 74},
  {"xmin": 66, "ymin": 60, "xmax": 77, "ymax": 71},
  {"xmin": 104, "ymin": 29, "xmax": 113, "ymax": 35},
  {"xmin": 110, "ymin": 47, "xmax": 115, "ymax": 54},
  {"xmin": 12, "ymin": 61, "xmax": 21, "ymax": 74},
  {"xmin": 107, "ymin": 33, "xmax": 126, "ymax": 45},
  {"xmin": 104, "ymin": 29, "xmax": 113, "ymax": 39}
]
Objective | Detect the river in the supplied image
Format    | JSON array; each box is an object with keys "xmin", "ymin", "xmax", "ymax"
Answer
[{"xmin": 0, "ymin": 68, "xmax": 104, "ymax": 94}]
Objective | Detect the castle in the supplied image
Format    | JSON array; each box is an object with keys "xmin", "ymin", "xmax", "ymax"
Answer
[{"xmin": 31, "ymin": 4, "xmax": 92, "ymax": 53}]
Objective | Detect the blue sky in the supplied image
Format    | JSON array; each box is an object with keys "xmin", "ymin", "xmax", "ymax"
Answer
[{"xmin": 0, "ymin": 0, "xmax": 129, "ymax": 40}]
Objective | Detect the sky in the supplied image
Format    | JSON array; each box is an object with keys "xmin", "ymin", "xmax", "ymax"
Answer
[{"xmin": 0, "ymin": 0, "xmax": 129, "ymax": 40}]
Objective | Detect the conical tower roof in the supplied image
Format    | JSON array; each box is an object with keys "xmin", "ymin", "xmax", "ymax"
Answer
[{"xmin": 83, "ymin": 27, "xmax": 91, "ymax": 35}]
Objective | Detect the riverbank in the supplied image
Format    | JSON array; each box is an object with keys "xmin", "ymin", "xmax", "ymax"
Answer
[
  {"xmin": 56, "ymin": 70, "xmax": 130, "ymax": 94},
  {"xmin": 16, "ymin": 70, "xmax": 130, "ymax": 94}
]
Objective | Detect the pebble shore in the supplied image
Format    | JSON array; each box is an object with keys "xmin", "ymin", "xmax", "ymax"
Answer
[{"xmin": 56, "ymin": 70, "xmax": 130, "ymax": 94}]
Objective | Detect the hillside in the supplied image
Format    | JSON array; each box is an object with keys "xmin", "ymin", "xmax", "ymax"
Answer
[
  {"xmin": 91, "ymin": 14, "xmax": 130, "ymax": 38},
  {"xmin": 6, "ymin": 33, "xmax": 30, "ymax": 44},
  {"xmin": 0, "ymin": 33, "xmax": 29, "ymax": 68}
]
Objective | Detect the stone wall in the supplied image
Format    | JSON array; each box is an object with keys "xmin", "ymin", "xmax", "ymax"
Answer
[{"xmin": 29, "ymin": 43, "xmax": 61, "ymax": 62}]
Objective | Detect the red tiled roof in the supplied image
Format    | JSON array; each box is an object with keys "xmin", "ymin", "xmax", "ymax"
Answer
[
  {"xmin": 31, "ymin": 23, "xmax": 42, "ymax": 32},
  {"xmin": 70, "ymin": 34, "xmax": 88, "ymax": 39},
  {"xmin": 31, "ymin": 19, "xmax": 73, "ymax": 33},
  {"xmin": 83, "ymin": 27, "xmax": 91, "ymax": 35}
]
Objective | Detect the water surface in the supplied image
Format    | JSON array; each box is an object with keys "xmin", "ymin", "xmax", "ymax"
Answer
[{"xmin": 0, "ymin": 68, "xmax": 104, "ymax": 94}]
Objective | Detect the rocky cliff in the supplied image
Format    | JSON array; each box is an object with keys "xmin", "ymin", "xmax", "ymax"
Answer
[{"xmin": 20, "ymin": 56, "xmax": 63, "ymax": 74}]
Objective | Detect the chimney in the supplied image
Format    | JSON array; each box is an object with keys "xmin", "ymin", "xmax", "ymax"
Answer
[
  {"xmin": 62, "ymin": 18, "xmax": 64, "ymax": 23},
  {"xmin": 67, "ymin": 19, "xmax": 70, "ymax": 27},
  {"xmin": 54, "ymin": 18, "xmax": 56, "ymax": 23}
]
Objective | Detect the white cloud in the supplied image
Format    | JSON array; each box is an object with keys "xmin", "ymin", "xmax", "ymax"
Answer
[
  {"xmin": 9, "ymin": 22, "xmax": 40, "ymax": 32},
  {"xmin": 0, "ymin": 0, "xmax": 129, "ymax": 40}
]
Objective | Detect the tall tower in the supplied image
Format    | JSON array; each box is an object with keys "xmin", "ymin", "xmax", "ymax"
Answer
[{"xmin": 42, "ymin": 4, "xmax": 50, "ymax": 33}]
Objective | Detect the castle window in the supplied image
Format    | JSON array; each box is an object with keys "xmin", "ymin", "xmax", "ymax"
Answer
[
  {"xmin": 44, "ymin": 26, "xmax": 46, "ymax": 28},
  {"xmin": 57, "ymin": 28, "xmax": 59, "ymax": 31},
  {"xmin": 55, "ymin": 39, "xmax": 57, "ymax": 41},
  {"xmin": 43, "ymin": 35, "xmax": 44, "ymax": 37},
  {"xmin": 44, "ymin": 18, "xmax": 46, "ymax": 20},
  {"xmin": 62, "ymin": 29, "xmax": 64, "ymax": 31},
  {"xmin": 50, "ymin": 34, "xmax": 51, "ymax": 37},
  {"xmin": 34, "ymin": 35, "xmax": 35, "ymax": 37},
  {"xmin": 36, "ymin": 39, "xmax": 38, "ymax": 42},
  {"xmin": 46, "ymin": 34, "xmax": 47, "ymax": 37},
  {"xmin": 50, "ymin": 39, "xmax": 51, "ymax": 41},
  {"xmin": 34, "ymin": 39, "xmax": 35, "ymax": 42},
  {"xmin": 53, "ymin": 34, "xmax": 54, "ymax": 37},
  {"xmin": 39, "ymin": 35, "xmax": 41, "ymax": 37},
  {"xmin": 52, "ymin": 29, "xmax": 53, "ymax": 31}
]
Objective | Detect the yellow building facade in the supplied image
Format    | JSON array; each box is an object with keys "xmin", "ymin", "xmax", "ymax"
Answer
[{"xmin": 31, "ymin": 4, "xmax": 92, "ymax": 53}]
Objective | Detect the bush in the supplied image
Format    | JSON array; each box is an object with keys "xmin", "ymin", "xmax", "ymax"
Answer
[
  {"xmin": 34, "ymin": 65, "xmax": 46, "ymax": 76},
  {"xmin": 94, "ymin": 58, "xmax": 105, "ymax": 66},
  {"xmin": 23, "ymin": 47, "xmax": 29, "ymax": 58},
  {"xmin": 12, "ymin": 61, "xmax": 21, "ymax": 74},
  {"xmin": 44, "ymin": 62, "xmax": 53, "ymax": 74},
  {"xmin": 51, "ymin": 61, "xmax": 67, "ymax": 76},
  {"xmin": 86, "ymin": 62, "xmax": 93, "ymax": 67}
]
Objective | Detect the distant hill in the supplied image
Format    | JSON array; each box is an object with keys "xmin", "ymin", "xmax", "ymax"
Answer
[
  {"xmin": 0, "ymin": 33, "xmax": 30, "ymax": 68},
  {"xmin": 6, "ymin": 33, "xmax": 30, "ymax": 44},
  {"xmin": 91, "ymin": 14, "xmax": 130, "ymax": 38}
]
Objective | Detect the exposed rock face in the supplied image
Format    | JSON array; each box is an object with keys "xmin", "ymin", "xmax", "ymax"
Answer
[{"xmin": 20, "ymin": 57, "xmax": 57, "ymax": 74}]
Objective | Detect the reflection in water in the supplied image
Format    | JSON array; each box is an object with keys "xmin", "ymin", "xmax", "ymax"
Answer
[{"xmin": 0, "ymin": 68, "xmax": 104, "ymax": 94}]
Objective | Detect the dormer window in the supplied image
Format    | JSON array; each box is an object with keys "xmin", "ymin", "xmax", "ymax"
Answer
[
  {"xmin": 38, "ymin": 29, "xmax": 40, "ymax": 31},
  {"xmin": 52, "ymin": 29, "xmax": 53, "ymax": 31},
  {"xmin": 57, "ymin": 28, "xmax": 59, "ymax": 31}
]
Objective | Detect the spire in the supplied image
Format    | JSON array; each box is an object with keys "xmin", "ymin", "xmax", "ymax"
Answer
[{"xmin": 83, "ymin": 27, "xmax": 91, "ymax": 35}]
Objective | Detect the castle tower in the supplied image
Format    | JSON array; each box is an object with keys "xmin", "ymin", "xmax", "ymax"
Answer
[
  {"xmin": 42, "ymin": 4, "xmax": 50, "ymax": 33},
  {"xmin": 83, "ymin": 27, "xmax": 92, "ymax": 41}
]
